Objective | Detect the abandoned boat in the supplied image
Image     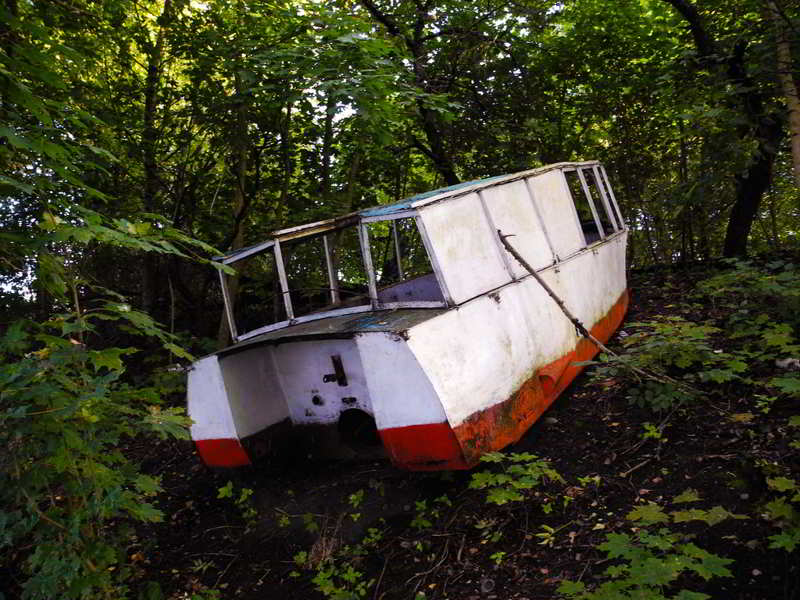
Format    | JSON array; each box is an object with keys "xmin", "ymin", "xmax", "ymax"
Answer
[{"xmin": 188, "ymin": 161, "xmax": 629, "ymax": 471}]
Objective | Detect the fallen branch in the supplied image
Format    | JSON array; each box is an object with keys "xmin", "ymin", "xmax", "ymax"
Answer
[
  {"xmin": 619, "ymin": 458, "xmax": 652, "ymax": 478},
  {"xmin": 497, "ymin": 230, "xmax": 700, "ymax": 396}
]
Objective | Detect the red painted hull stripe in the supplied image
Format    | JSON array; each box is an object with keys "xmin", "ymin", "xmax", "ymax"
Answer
[{"xmin": 195, "ymin": 437, "xmax": 252, "ymax": 467}]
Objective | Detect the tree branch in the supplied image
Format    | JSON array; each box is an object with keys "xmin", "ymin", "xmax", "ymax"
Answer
[
  {"xmin": 663, "ymin": 0, "xmax": 717, "ymax": 58},
  {"xmin": 358, "ymin": 0, "xmax": 408, "ymax": 44}
]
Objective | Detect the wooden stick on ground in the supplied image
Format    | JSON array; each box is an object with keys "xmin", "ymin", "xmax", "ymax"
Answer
[{"xmin": 497, "ymin": 230, "xmax": 698, "ymax": 395}]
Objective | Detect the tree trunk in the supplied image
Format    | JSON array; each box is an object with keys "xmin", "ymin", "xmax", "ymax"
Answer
[
  {"xmin": 722, "ymin": 119, "xmax": 783, "ymax": 256},
  {"xmin": 664, "ymin": 0, "xmax": 786, "ymax": 258},
  {"xmin": 767, "ymin": 0, "xmax": 800, "ymax": 187},
  {"xmin": 359, "ymin": 0, "xmax": 460, "ymax": 185},
  {"xmin": 217, "ymin": 72, "xmax": 250, "ymax": 348},
  {"xmin": 140, "ymin": 0, "xmax": 172, "ymax": 314}
]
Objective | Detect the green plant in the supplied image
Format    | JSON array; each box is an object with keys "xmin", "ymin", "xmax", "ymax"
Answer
[
  {"xmin": 535, "ymin": 524, "xmax": 560, "ymax": 547},
  {"xmin": 591, "ymin": 316, "xmax": 751, "ymax": 412},
  {"xmin": 641, "ymin": 422, "xmax": 667, "ymax": 441},
  {"xmin": 275, "ymin": 509, "xmax": 291, "ymax": 528},
  {"xmin": 577, "ymin": 475, "xmax": 602, "ymax": 489},
  {"xmin": 190, "ymin": 559, "xmax": 215, "ymax": 575},
  {"xmin": 558, "ymin": 494, "xmax": 741, "ymax": 599},
  {"xmin": 698, "ymin": 260, "xmax": 800, "ymax": 330},
  {"xmin": 217, "ymin": 481, "xmax": 258, "ymax": 528},
  {"xmin": 489, "ymin": 551, "xmax": 506, "ymax": 566},
  {"xmin": 0, "ymin": 316, "xmax": 192, "ymax": 599},
  {"xmin": 303, "ymin": 512, "xmax": 321, "ymax": 534},
  {"xmin": 762, "ymin": 472, "xmax": 800, "ymax": 552},
  {"xmin": 410, "ymin": 495, "xmax": 451, "ymax": 530},
  {"xmin": 470, "ymin": 452, "xmax": 563, "ymax": 505},
  {"xmin": 348, "ymin": 489, "xmax": 365, "ymax": 509},
  {"xmin": 474, "ymin": 517, "xmax": 503, "ymax": 543},
  {"xmin": 311, "ymin": 558, "xmax": 373, "ymax": 600}
]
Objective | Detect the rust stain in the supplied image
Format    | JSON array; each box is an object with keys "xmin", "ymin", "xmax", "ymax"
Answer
[{"xmin": 450, "ymin": 288, "xmax": 630, "ymax": 468}]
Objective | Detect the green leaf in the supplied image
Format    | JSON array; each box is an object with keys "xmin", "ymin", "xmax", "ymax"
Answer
[
  {"xmin": 767, "ymin": 477, "xmax": 797, "ymax": 493},
  {"xmin": 770, "ymin": 375, "xmax": 800, "ymax": 396},
  {"xmin": 163, "ymin": 343, "xmax": 193, "ymax": 361},
  {"xmin": 679, "ymin": 543, "xmax": 733, "ymax": 579},
  {"xmin": 599, "ymin": 533, "xmax": 635, "ymax": 559},
  {"xmin": 674, "ymin": 591, "xmax": 710, "ymax": 600},
  {"xmin": 0, "ymin": 175, "xmax": 34, "ymax": 194},
  {"xmin": 89, "ymin": 348, "xmax": 131, "ymax": 372},
  {"xmin": 670, "ymin": 506, "xmax": 744, "ymax": 526},
  {"xmin": 764, "ymin": 498, "xmax": 794, "ymax": 521},
  {"xmin": 768, "ymin": 530, "xmax": 800, "ymax": 552},
  {"xmin": 557, "ymin": 580, "xmax": 586, "ymax": 597},
  {"xmin": 126, "ymin": 502, "xmax": 163, "ymax": 522},
  {"xmin": 626, "ymin": 502, "xmax": 669, "ymax": 525},
  {"xmin": 672, "ymin": 489, "xmax": 701, "ymax": 504},
  {"xmin": 134, "ymin": 475, "xmax": 162, "ymax": 496},
  {"xmin": 218, "ymin": 481, "xmax": 234, "ymax": 499}
]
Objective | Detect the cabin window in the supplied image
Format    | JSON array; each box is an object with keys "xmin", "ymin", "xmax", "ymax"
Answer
[
  {"xmin": 281, "ymin": 224, "xmax": 370, "ymax": 318},
  {"xmin": 366, "ymin": 217, "xmax": 444, "ymax": 304},
  {"xmin": 225, "ymin": 247, "xmax": 287, "ymax": 337},
  {"xmin": 564, "ymin": 168, "xmax": 611, "ymax": 245},
  {"xmin": 598, "ymin": 167, "xmax": 625, "ymax": 228},
  {"xmin": 582, "ymin": 168, "xmax": 618, "ymax": 233}
]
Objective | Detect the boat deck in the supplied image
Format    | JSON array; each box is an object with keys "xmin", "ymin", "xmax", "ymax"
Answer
[{"xmin": 217, "ymin": 307, "xmax": 448, "ymax": 356}]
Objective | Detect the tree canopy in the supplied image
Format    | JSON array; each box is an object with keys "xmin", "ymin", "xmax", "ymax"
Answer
[{"xmin": 1, "ymin": 0, "xmax": 799, "ymax": 597}]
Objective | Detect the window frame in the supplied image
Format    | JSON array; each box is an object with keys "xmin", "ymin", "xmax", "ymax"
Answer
[
  {"xmin": 562, "ymin": 165, "xmax": 624, "ymax": 248},
  {"xmin": 219, "ymin": 213, "xmax": 449, "ymax": 343}
]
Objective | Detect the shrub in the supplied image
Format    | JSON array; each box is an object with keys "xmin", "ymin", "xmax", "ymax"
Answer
[{"xmin": 0, "ymin": 310, "xmax": 191, "ymax": 599}]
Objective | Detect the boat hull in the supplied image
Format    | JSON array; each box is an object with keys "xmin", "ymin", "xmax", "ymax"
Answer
[
  {"xmin": 188, "ymin": 234, "xmax": 628, "ymax": 471},
  {"xmin": 380, "ymin": 287, "xmax": 628, "ymax": 469}
]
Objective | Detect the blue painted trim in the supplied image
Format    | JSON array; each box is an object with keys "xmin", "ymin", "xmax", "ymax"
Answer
[{"xmin": 359, "ymin": 174, "xmax": 509, "ymax": 218}]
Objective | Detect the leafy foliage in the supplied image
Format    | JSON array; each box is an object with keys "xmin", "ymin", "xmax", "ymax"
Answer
[
  {"xmin": 0, "ymin": 313, "xmax": 191, "ymax": 599},
  {"xmin": 558, "ymin": 495, "xmax": 736, "ymax": 600},
  {"xmin": 470, "ymin": 452, "xmax": 564, "ymax": 505}
]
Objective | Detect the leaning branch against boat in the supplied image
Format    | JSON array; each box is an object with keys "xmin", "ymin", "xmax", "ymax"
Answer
[{"xmin": 497, "ymin": 229, "xmax": 699, "ymax": 398}]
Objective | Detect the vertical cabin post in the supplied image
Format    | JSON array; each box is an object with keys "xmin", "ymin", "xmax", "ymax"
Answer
[
  {"xmin": 358, "ymin": 223, "xmax": 379, "ymax": 308},
  {"xmin": 576, "ymin": 168, "xmax": 606, "ymax": 240},
  {"xmin": 218, "ymin": 267, "xmax": 238, "ymax": 342},
  {"xmin": 322, "ymin": 234, "xmax": 340, "ymax": 304},
  {"xmin": 274, "ymin": 240, "xmax": 294, "ymax": 320},
  {"xmin": 592, "ymin": 165, "xmax": 619, "ymax": 232},
  {"xmin": 392, "ymin": 220, "xmax": 405, "ymax": 281},
  {"xmin": 523, "ymin": 176, "xmax": 559, "ymax": 264},
  {"xmin": 600, "ymin": 165, "xmax": 625, "ymax": 227},
  {"xmin": 477, "ymin": 189, "xmax": 517, "ymax": 282}
]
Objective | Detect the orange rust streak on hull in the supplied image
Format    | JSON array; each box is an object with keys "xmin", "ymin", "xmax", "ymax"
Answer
[{"xmin": 382, "ymin": 289, "xmax": 630, "ymax": 471}]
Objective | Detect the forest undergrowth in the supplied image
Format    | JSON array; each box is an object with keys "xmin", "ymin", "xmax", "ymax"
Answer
[{"xmin": 3, "ymin": 257, "xmax": 800, "ymax": 600}]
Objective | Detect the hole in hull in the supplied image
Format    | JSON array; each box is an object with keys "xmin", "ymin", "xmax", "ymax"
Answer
[{"xmin": 337, "ymin": 409, "xmax": 381, "ymax": 447}]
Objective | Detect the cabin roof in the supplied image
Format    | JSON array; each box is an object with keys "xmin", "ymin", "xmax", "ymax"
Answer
[
  {"xmin": 217, "ymin": 308, "xmax": 448, "ymax": 356},
  {"xmin": 215, "ymin": 160, "xmax": 599, "ymax": 262},
  {"xmin": 359, "ymin": 174, "xmax": 509, "ymax": 217}
]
